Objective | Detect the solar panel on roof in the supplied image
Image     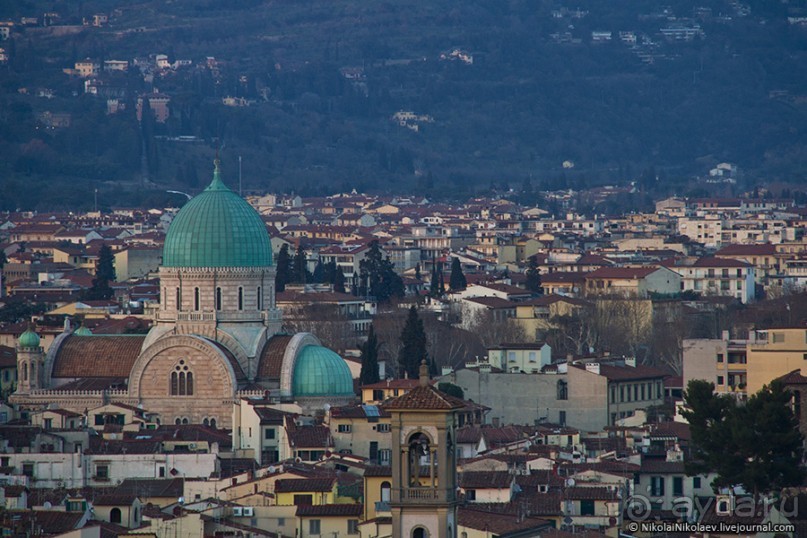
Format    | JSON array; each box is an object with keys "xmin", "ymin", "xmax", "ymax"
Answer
[{"xmin": 362, "ymin": 405, "xmax": 380, "ymax": 417}]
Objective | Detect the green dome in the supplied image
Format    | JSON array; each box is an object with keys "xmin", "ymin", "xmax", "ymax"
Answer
[
  {"xmin": 18, "ymin": 328, "xmax": 40, "ymax": 348},
  {"xmin": 74, "ymin": 326, "xmax": 92, "ymax": 336},
  {"xmin": 292, "ymin": 345, "xmax": 355, "ymax": 397},
  {"xmin": 162, "ymin": 162, "xmax": 273, "ymax": 268}
]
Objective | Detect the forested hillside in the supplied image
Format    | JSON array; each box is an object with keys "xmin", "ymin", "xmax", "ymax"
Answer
[{"xmin": 1, "ymin": 0, "xmax": 806, "ymax": 209}]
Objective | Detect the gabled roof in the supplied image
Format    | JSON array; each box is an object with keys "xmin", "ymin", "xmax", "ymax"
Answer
[
  {"xmin": 715, "ymin": 243, "xmax": 777, "ymax": 256},
  {"xmin": 385, "ymin": 383, "xmax": 466, "ymax": 411},
  {"xmin": 692, "ymin": 256, "xmax": 751, "ymax": 268},
  {"xmin": 458, "ymin": 506, "xmax": 551, "ymax": 535},
  {"xmin": 114, "ymin": 478, "xmax": 183, "ymax": 498}
]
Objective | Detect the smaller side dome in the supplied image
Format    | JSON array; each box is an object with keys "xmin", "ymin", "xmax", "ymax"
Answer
[
  {"xmin": 18, "ymin": 328, "xmax": 41, "ymax": 348},
  {"xmin": 74, "ymin": 326, "xmax": 93, "ymax": 336},
  {"xmin": 292, "ymin": 345, "xmax": 354, "ymax": 397}
]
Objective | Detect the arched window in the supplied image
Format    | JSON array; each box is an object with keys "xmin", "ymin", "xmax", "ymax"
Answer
[
  {"xmin": 175, "ymin": 418, "xmax": 182, "ymax": 425},
  {"xmin": 380, "ymin": 481, "xmax": 391, "ymax": 502},
  {"xmin": 210, "ymin": 418, "xmax": 217, "ymax": 429},
  {"xmin": 407, "ymin": 432, "xmax": 431, "ymax": 487},
  {"xmin": 170, "ymin": 360, "xmax": 194, "ymax": 396},
  {"xmin": 182, "ymin": 417, "xmax": 189, "ymax": 425},
  {"xmin": 215, "ymin": 287, "xmax": 222, "ymax": 310},
  {"xmin": 238, "ymin": 287, "xmax": 244, "ymax": 310},
  {"xmin": 110, "ymin": 507, "xmax": 122, "ymax": 524},
  {"xmin": 194, "ymin": 287, "xmax": 200, "ymax": 311},
  {"xmin": 257, "ymin": 286, "xmax": 262, "ymax": 309},
  {"xmin": 557, "ymin": 380, "xmax": 568, "ymax": 400},
  {"xmin": 133, "ymin": 506, "xmax": 139, "ymax": 523},
  {"xmin": 30, "ymin": 362, "xmax": 35, "ymax": 382},
  {"xmin": 203, "ymin": 418, "xmax": 209, "ymax": 427},
  {"xmin": 176, "ymin": 288, "xmax": 181, "ymax": 311},
  {"xmin": 412, "ymin": 527, "xmax": 428, "ymax": 538},
  {"xmin": 22, "ymin": 362, "xmax": 28, "ymax": 381}
]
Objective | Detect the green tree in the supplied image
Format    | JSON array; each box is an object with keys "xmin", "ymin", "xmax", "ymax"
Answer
[
  {"xmin": 275, "ymin": 244, "xmax": 291, "ymax": 292},
  {"xmin": 682, "ymin": 379, "xmax": 805, "ymax": 499},
  {"xmin": 359, "ymin": 324, "xmax": 380, "ymax": 385},
  {"xmin": 398, "ymin": 305, "xmax": 428, "ymax": 379},
  {"xmin": 359, "ymin": 240, "xmax": 403, "ymax": 302},
  {"xmin": 437, "ymin": 382, "xmax": 463, "ymax": 399},
  {"xmin": 292, "ymin": 245, "xmax": 309, "ymax": 284},
  {"xmin": 525, "ymin": 256, "xmax": 543, "ymax": 294},
  {"xmin": 84, "ymin": 244, "xmax": 116, "ymax": 300},
  {"xmin": 449, "ymin": 257, "xmax": 466, "ymax": 291},
  {"xmin": 332, "ymin": 264, "xmax": 346, "ymax": 294}
]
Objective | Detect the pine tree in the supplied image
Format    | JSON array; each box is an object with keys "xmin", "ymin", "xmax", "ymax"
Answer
[
  {"xmin": 275, "ymin": 244, "xmax": 291, "ymax": 292},
  {"xmin": 429, "ymin": 264, "xmax": 440, "ymax": 297},
  {"xmin": 359, "ymin": 325, "xmax": 380, "ymax": 385},
  {"xmin": 84, "ymin": 245, "xmax": 116, "ymax": 300},
  {"xmin": 449, "ymin": 257, "xmax": 467, "ymax": 291},
  {"xmin": 525, "ymin": 256, "xmax": 543, "ymax": 294},
  {"xmin": 683, "ymin": 379, "xmax": 805, "ymax": 498},
  {"xmin": 398, "ymin": 306, "xmax": 428, "ymax": 379}
]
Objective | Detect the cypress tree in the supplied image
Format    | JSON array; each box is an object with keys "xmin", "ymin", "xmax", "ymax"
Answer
[
  {"xmin": 275, "ymin": 244, "xmax": 291, "ymax": 292},
  {"xmin": 398, "ymin": 306, "xmax": 428, "ymax": 379},
  {"xmin": 449, "ymin": 257, "xmax": 466, "ymax": 291},
  {"xmin": 292, "ymin": 246, "xmax": 308, "ymax": 284},
  {"xmin": 359, "ymin": 325, "xmax": 380, "ymax": 385},
  {"xmin": 84, "ymin": 244, "xmax": 116, "ymax": 300},
  {"xmin": 333, "ymin": 265, "xmax": 346, "ymax": 294},
  {"xmin": 525, "ymin": 256, "xmax": 543, "ymax": 294}
]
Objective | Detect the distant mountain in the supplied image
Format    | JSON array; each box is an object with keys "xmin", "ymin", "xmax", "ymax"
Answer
[{"xmin": 1, "ymin": 0, "xmax": 806, "ymax": 209}]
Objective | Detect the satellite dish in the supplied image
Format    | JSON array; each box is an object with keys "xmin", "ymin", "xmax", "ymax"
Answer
[
  {"xmin": 43, "ymin": 501, "xmax": 52, "ymax": 509},
  {"xmin": 524, "ymin": 440, "xmax": 532, "ymax": 449},
  {"xmin": 323, "ymin": 403, "xmax": 331, "ymax": 412},
  {"xmin": 565, "ymin": 478, "xmax": 576, "ymax": 487},
  {"xmin": 178, "ymin": 496, "xmax": 185, "ymax": 505},
  {"xmin": 268, "ymin": 466, "xmax": 276, "ymax": 473}
]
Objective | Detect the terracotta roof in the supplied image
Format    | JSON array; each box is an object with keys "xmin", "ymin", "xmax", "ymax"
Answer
[
  {"xmin": 208, "ymin": 338, "xmax": 246, "ymax": 381},
  {"xmin": 94, "ymin": 493, "xmax": 138, "ymax": 506},
  {"xmin": 460, "ymin": 471, "xmax": 513, "ymax": 489},
  {"xmin": 585, "ymin": 266, "xmax": 659, "ymax": 280},
  {"xmin": 457, "ymin": 506, "xmax": 551, "ymax": 535},
  {"xmin": 51, "ymin": 335, "xmax": 145, "ymax": 378},
  {"xmin": 288, "ymin": 424, "xmax": 333, "ymax": 448},
  {"xmin": 777, "ymin": 369, "xmax": 807, "ymax": 385},
  {"xmin": 540, "ymin": 271, "xmax": 589, "ymax": 283},
  {"xmin": 361, "ymin": 378, "xmax": 424, "ymax": 390},
  {"xmin": 363, "ymin": 466, "xmax": 392, "ymax": 477},
  {"xmin": 564, "ymin": 486, "xmax": 618, "ymax": 500},
  {"xmin": 575, "ymin": 363, "xmax": 670, "ymax": 381},
  {"xmin": 296, "ymin": 503, "xmax": 363, "ymax": 517},
  {"xmin": 716, "ymin": 243, "xmax": 777, "ymax": 256},
  {"xmin": 275, "ymin": 477, "xmax": 335, "ymax": 493},
  {"xmin": 31, "ymin": 511, "xmax": 85, "ymax": 534},
  {"xmin": 385, "ymin": 384, "xmax": 466, "ymax": 410},
  {"xmin": 640, "ymin": 458, "xmax": 686, "ymax": 474},
  {"xmin": 114, "ymin": 478, "xmax": 183, "ymax": 498},
  {"xmin": 692, "ymin": 256, "xmax": 750, "ymax": 268},
  {"xmin": 256, "ymin": 335, "xmax": 293, "ymax": 380}
]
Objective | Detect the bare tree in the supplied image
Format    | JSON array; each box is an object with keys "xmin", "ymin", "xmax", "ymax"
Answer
[
  {"xmin": 283, "ymin": 303, "xmax": 354, "ymax": 353},
  {"xmin": 465, "ymin": 309, "xmax": 529, "ymax": 349}
]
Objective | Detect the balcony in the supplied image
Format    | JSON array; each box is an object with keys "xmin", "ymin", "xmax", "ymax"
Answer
[{"xmin": 375, "ymin": 501, "xmax": 391, "ymax": 513}]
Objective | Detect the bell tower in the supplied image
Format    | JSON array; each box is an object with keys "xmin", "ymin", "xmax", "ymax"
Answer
[{"xmin": 386, "ymin": 361, "xmax": 462, "ymax": 538}]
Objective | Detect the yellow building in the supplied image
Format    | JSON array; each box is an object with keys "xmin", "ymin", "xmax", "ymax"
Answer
[
  {"xmin": 274, "ymin": 477, "xmax": 338, "ymax": 506},
  {"xmin": 295, "ymin": 504, "xmax": 363, "ymax": 537},
  {"xmin": 746, "ymin": 328, "xmax": 807, "ymax": 395}
]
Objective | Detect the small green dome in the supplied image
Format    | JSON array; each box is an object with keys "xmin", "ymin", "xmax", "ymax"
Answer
[
  {"xmin": 74, "ymin": 326, "xmax": 92, "ymax": 336},
  {"xmin": 18, "ymin": 328, "xmax": 40, "ymax": 348},
  {"xmin": 292, "ymin": 345, "xmax": 354, "ymax": 397},
  {"xmin": 162, "ymin": 162, "xmax": 273, "ymax": 268}
]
